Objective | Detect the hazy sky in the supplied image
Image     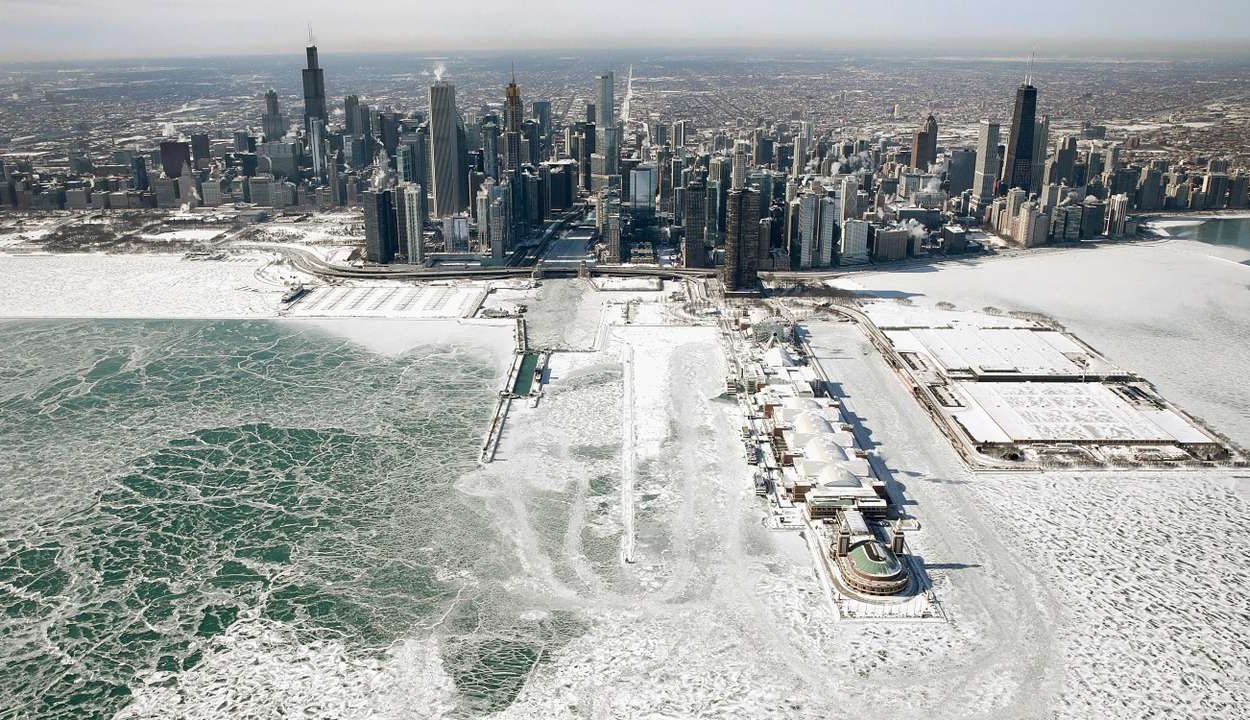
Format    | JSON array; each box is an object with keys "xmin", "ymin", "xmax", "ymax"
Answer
[{"xmin": 2, "ymin": 0, "xmax": 1248, "ymax": 62}]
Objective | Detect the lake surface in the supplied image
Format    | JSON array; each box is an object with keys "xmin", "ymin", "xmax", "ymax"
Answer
[
  {"xmin": 1169, "ymin": 216, "xmax": 1250, "ymax": 247},
  {"xmin": 0, "ymin": 320, "xmax": 577, "ymax": 719}
]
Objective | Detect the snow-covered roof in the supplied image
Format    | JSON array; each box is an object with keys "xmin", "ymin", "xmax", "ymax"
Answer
[
  {"xmin": 762, "ymin": 345, "xmax": 796, "ymax": 368},
  {"xmin": 818, "ymin": 464, "xmax": 862, "ymax": 489},
  {"xmin": 794, "ymin": 411, "xmax": 833, "ymax": 437}
]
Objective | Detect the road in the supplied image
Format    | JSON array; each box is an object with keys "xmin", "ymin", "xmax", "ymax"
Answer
[{"xmin": 241, "ymin": 239, "xmax": 715, "ymax": 281}]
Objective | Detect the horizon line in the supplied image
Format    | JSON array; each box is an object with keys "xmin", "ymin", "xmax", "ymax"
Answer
[{"xmin": 4, "ymin": 41, "xmax": 1250, "ymax": 66}]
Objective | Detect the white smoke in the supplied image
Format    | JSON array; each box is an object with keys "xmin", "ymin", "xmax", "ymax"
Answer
[
  {"xmin": 921, "ymin": 176, "xmax": 941, "ymax": 193},
  {"xmin": 1083, "ymin": 194, "xmax": 1098, "ymax": 204},
  {"xmin": 1067, "ymin": 190, "xmax": 1082, "ymax": 205},
  {"xmin": 905, "ymin": 218, "xmax": 928, "ymax": 242},
  {"xmin": 433, "ymin": 63, "xmax": 446, "ymax": 82}
]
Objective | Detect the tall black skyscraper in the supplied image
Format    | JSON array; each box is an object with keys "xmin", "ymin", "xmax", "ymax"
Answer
[
  {"xmin": 190, "ymin": 133, "xmax": 210, "ymax": 166},
  {"xmin": 363, "ymin": 189, "xmax": 397, "ymax": 263},
  {"xmin": 158, "ymin": 140, "xmax": 191, "ymax": 179},
  {"xmin": 344, "ymin": 95, "xmax": 360, "ymax": 136},
  {"xmin": 301, "ymin": 39, "xmax": 327, "ymax": 135},
  {"xmin": 1001, "ymin": 81, "xmax": 1038, "ymax": 193},
  {"xmin": 721, "ymin": 186, "xmax": 761, "ymax": 291}
]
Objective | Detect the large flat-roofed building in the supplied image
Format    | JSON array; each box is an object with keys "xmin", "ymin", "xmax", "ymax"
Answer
[
  {"xmin": 863, "ymin": 301, "xmax": 1233, "ymax": 465},
  {"xmin": 951, "ymin": 382, "xmax": 1218, "ymax": 446},
  {"xmin": 882, "ymin": 326, "xmax": 1124, "ymax": 381}
]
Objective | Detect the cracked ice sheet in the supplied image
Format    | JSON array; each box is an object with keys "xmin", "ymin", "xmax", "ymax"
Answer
[{"xmin": 966, "ymin": 471, "xmax": 1250, "ymax": 718}]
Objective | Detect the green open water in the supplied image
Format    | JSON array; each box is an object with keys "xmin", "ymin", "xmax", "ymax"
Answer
[{"xmin": 0, "ymin": 320, "xmax": 581, "ymax": 719}]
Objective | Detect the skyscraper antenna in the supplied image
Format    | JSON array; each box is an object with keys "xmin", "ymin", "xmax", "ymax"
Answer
[
  {"xmin": 1026, "ymin": 48, "xmax": 1035, "ymax": 86},
  {"xmin": 511, "ymin": 61, "xmax": 516, "ymax": 84},
  {"xmin": 308, "ymin": 25, "xmax": 315, "ymax": 46}
]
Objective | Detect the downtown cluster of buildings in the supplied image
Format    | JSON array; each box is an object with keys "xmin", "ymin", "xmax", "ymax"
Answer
[
  {"xmin": 1, "ymin": 44, "xmax": 1248, "ymax": 285},
  {"xmin": 664, "ymin": 75, "xmax": 1250, "ymax": 290}
]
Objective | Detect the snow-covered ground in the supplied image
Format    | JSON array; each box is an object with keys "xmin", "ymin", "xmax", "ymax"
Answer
[
  {"xmin": 286, "ymin": 283, "xmax": 487, "ymax": 319},
  {"xmin": 0, "ymin": 253, "xmax": 283, "ymax": 318},
  {"xmin": 296, "ymin": 317, "xmax": 515, "ymax": 369},
  {"xmin": 803, "ymin": 320, "xmax": 1250, "ymax": 718},
  {"xmin": 138, "ymin": 229, "xmax": 225, "ymax": 243},
  {"xmin": 839, "ymin": 238, "xmax": 1250, "ymax": 448}
]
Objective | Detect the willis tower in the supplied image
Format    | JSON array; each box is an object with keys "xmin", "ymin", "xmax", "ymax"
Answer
[{"xmin": 301, "ymin": 32, "xmax": 327, "ymax": 135}]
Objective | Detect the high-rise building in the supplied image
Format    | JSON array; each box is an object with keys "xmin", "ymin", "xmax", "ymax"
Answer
[
  {"xmin": 1030, "ymin": 115, "xmax": 1050, "ymax": 192},
  {"xmin": 301, "ymin": 42, "xmax": 328, "ymax": 135},
  {"xmin": 911, "ymin": 114, "xmax": 938, "ymax": 171},
  {"xmin": 262, "ymin": 90, "xmax": 286, "ymax": 141},
  {"xmin": 480, "ymin": 121, "xmax": 500, "ymax": 180},
  {"xmin": 840, "ymin": 219, "xmax": 870, "ymax": 260},
  {"xmin": 344, "ymin": 95, "xmax": 360, "ymax": 135},
  {"xmin": 131, "ymin": 156, "xmax": 149, "ymax": 191},
  {"xmin": 595, "ymin": 71, "xmax": 614, "ymax": 130},
  {"xmin": 949, "ymin": 148, "xmax": 976, "ymax": 196},
  {"xmin": 363, "ymin": 189, "xmax": 397, "ymax": 263},
  {"xmin": 596, "ymin": 72, "xmax": 617, "ymax": 175},
  {"xmin": 428, "ymin": 81, "xmax": 465, "ymax": 217},
  {"xmin": 159, "ymin": 140, "xmax": 192, "ymax": 179},
  {"xmin": 722, "ymin": 187, "xmax": 761, "ymax": 290},
  {"xmin": 531, "ymin": 101, "xmax": 551, "ymax": 141},
  {"xmin": 683, "ymin": 178, "xmax": 708, "ymax": 266},
  {"xmin": 1203, "ymin": 173, "xmax": 1230, "ymax": 210},
  {"xmin": 1001, "ymin": 82, "xmax": 1038, "ymax": 192},
  {"xmin": 1105, "ymin": 193, "xmax": 1130, "ymax": 237},
  {"xmin": 630, "ymin": 163, "xmax": 657, "ymax": 217},
  {"xmin": 396, "ymin": 183, "xmax": 425, "ymax": 264},
  {"xmin": 309, "ymin": 119, "xmax": 326, "ymax": 181},
  {"xmin": 505, "ymin": 71, "xmax": 524, "ymax": 134},
  {"xmin": 731, "ymin": 140, "xmax": 749, "ymax": 190},
  {"xmin": 973, "ymin": 120, "xmax": 1001, "ymax": 208},
  {"xmin": 190, "ymin": 133, "xmax": 210, "ymax": 167}
]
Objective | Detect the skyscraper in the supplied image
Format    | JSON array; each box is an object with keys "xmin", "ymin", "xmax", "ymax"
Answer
[
  {"xmin": 301, "ymin": 41, "xmax": 327, "ymax": 135},
  {"xmin": 503, "ymin": 77, "xmax": 523, "ymax": 175},
  {"xmin": 159, "ymin": 140, "xmax": 191, "ymax": 179},
  {"xmin": 428, "ymin": 81, "xmax": 465, "ymax": 217},
  {"xmin": 596, "ymin": 72, "xmax": 617, "ymax": 175},
  {"xmin": 731, "ymin": 140, "xmax": 749, "ymax": 190},
  {"xmin": 595, "ymin": 71, "xmax": 614, "ymax": 130},
  {"xmin": 1001, "ymin": 82, "xmax": 1038, "ymax": 193},
  {"xmin": 949, "ymin": 148, "xmax": 976, "ymax": 196},
  {"xmin": 722, "ymin": 186, "xmax": 761, "ymax": 291},
  {"xmin": 973, "ymin": 120, "xmax": 1001, "ymax": 208},
  {"xmin": 363, "ymin": 189, "xmax": 397, "ymax": 264},
  {"xmin": 684, "ymin": 177, "xmax": 708, "ymax": 265},
  {"xmin": 344, "ymin": 95, "xmax": 360, "ymax": 135},
  {"xmin": 262, "ymin": 90, "xmax": 286, "ymax": 141},
  {"xmin": 480, "ymin": 120, "xmax": 500, "ymax": 180},
  {"xmin": 396, "ymin": 183, "xmax": 425, "ymax": 264},
  {"xmin": 531, "ymin": 100, "xmax": 551, "ymax": 157},
  {"xmin": 504, "ymin": 70, "xmax": 523, "ymax": 134},
  {"xmin": 911, "ymin": 114, "xmax": 938, "ymax": 171}
]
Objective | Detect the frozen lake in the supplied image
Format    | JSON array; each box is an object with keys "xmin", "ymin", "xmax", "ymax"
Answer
[{"xmin": 1168, "ymin": 216, "xmax": 1250, "ymax": 248}]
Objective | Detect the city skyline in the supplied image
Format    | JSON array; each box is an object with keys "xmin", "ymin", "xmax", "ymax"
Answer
[
  {"xmin": 4, "ymin": 0, "xmax": 1250, "ymax": 62},
  {"xmin": 1, "ymin": 7, "xmax": 1249, "ymax": 718}
]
